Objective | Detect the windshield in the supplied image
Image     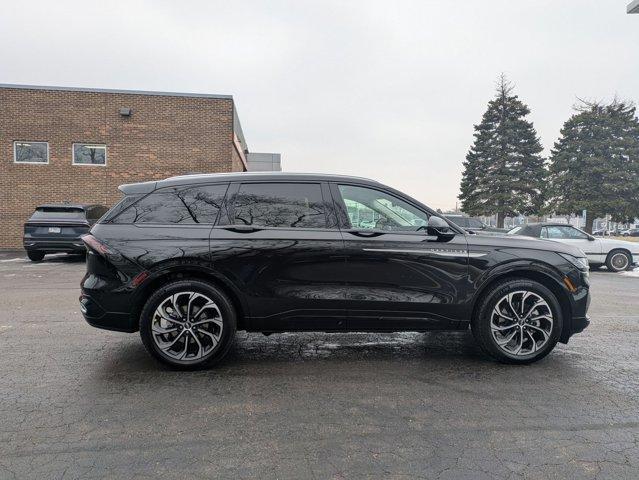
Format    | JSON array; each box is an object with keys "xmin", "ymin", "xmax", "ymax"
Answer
[
  {"xmin": 507, "ymin": 226, "xmax": 522, "ymax": 235},
  {"xmin": 468, "ymin": 218, "xmax": 484, "ymax": 228},
  {"xmin": 446, "ymin": 216, "xmax": 467, "ymax": 227}
]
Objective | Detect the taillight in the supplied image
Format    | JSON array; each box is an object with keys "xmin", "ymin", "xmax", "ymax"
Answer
[{"xmin": 81, "ymin": 234, "xmax": 112, "ymax": 255}]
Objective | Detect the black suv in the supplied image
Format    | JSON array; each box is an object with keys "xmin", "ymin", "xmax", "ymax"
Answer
[
  {"xmin": 80, "ymin": 173, "xmax": 590, "ymax": 368},
  {"xmin": 24, "ymin": 204, "xmax": 108, "ymax": 261}
]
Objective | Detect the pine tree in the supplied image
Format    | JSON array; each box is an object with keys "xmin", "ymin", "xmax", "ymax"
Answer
[
  {"xmin": 547, "ymin": 99, "xmax": 639, "ymax": 233},
  {"xmin": 459, "ymin": 75, "xmax": 546, "ymax": 227}
]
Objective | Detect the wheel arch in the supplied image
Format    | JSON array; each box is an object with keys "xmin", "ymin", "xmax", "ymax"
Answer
[
  {"xmin": 471, "ymin": 268, "xmax": 572, "ymax": 343},
  {"xmin": 131, "ymin": 267, "xmax": 248, "ymax": 331}
]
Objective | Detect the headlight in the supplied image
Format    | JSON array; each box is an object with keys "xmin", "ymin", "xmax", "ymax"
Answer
[{"xmin": 559, "ymin": 253, "xmax": 589, "ymax": 271}]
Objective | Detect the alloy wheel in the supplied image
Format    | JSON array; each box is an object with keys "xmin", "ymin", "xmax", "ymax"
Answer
[
  {"xmin": 490, "ymin": 290, "xmax": 554, "ymax": 356},
  {"xmin": 610, "ymin": 252, "xmax": 629, "ymax": 271},
  {"xmin": 151, "ymin": 291, "xmax": 224, "ymax": 362}
]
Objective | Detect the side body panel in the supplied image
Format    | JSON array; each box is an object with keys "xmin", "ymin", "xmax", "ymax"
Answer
[
  {"xmin": 209, "ymin": 228, "xmax": 346, "ymax": 331},
  {"xmin": 209, "ymin": 181, "xmax": 347, "ymax": 331},
  {"xmin": 329, "ymin": 181, "xmax": 471, "ymax": 330},
  {"xmin": 338, "ymin": 232, "xmax": 470, "ymax": 329}
]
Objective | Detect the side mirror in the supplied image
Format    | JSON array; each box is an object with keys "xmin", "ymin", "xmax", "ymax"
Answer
[
  {"xmin": 427, "ymin": 216, "xmax": 456, "ymax": 241},
  {"xmin": 587, "ymin": 235, "xmax": 595, "ymax": 241}
]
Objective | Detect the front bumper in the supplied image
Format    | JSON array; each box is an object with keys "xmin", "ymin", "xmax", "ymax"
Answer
[
  {"xmin": 570, "ymin": 315, "xmax": 590, "ymax": 335},
  {"xmin": 558, "ymin": 268, "xmax": 590, "ymax": 343}
]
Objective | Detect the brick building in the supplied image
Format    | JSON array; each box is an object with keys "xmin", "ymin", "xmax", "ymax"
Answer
[{"xmin": 0, "ymin": 84, "xmax": 278, "ymax": 248}]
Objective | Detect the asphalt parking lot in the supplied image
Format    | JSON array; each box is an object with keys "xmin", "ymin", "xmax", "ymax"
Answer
[{"xmin": 0, "ymin": 251, "xmax": 638, "ymax": 480}]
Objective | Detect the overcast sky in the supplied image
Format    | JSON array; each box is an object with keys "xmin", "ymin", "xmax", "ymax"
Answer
[{"xmin": 1, "ymin": 0, "xmax": 637, "ymax": 210}]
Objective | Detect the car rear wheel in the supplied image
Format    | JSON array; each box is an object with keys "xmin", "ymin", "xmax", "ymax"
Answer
[
  {"xmin": 471, "ymin": 278, "xmax": 562, "ymax": 364},
  {"xmin": 139, "ymin": 280, "xmax": 236, "ymax": 369},
  {"xmin": 606, "ymin": 250, "xmax": 631, "ymax": 272},
  {"xmin": 26, "ymin": 251, "xmax": 45, "ymax": 262}
]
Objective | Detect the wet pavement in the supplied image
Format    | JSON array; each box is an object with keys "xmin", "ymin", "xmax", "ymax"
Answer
[{"xmin": 0, "ymin": 250, "xmax": 638, "ymax": 479}]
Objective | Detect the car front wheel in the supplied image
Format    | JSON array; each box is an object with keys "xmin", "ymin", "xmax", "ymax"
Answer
[
  {"xmin": 139, "ymin": 280, "xmax": 237, "ymax": 369},
  {"xmin": 471, "ymin": 278, "xmax": 562, "ymax": 364}
]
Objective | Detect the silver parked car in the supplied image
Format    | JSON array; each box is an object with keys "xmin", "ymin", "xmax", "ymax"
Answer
[{"xmin": 508, "ymin": 223, "xmax": 639, "ymax": 272}]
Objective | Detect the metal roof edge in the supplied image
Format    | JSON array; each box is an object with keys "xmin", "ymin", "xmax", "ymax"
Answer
[{"xmin": 0, "ymin": 83, "xmax": 233, "ymax": 100}]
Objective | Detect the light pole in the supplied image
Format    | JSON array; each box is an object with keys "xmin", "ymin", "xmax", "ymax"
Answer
[{"xmin": 629, "ymin": 0, "xmax": 639, "ymax": 13}]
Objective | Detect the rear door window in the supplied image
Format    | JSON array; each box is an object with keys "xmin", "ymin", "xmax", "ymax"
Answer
[
  {"xmin": 232, "ymin": 183, "xmax": 326, "ymax": 228},
  {"xmin": 113, "ymin": 184, "xmax": 228, "ymax": 224}
]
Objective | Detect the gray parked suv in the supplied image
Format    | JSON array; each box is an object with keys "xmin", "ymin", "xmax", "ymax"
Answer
[{"xmin": 23, "ymin": 204, "xmax": 108, "ymax": 261}]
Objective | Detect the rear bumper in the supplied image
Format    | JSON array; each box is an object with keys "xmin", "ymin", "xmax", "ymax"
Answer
[
  {"xmin": 24, "ymin": 238, "xmax": 85, "ymax": 252},
  {"xmin": 79, "ymin": 293, "xmax": 137, "ymax": 333}
]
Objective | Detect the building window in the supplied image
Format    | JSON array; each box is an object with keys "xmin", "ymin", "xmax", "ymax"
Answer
[
  {"xmin": 73, "ymin": 143, "xmax": 106, "ymax": 166},
  {"xmin": 14, "ymin": 141, "xmax": 49, "ymax": 164}
]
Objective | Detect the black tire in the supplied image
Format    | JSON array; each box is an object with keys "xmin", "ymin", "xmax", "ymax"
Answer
[
  {"xmin": 605, "ymin": 250, "xmax": 631, "ymax": 272},
  {"xmin": 26, "ymin": 251, "xmax": 45, "ymax": 262},
  {"xmin": 471, "ymin": 278, "xmax": 562, "ymax": 364},
  {"xmin": 139, "ymin": 279, "xmax": 236, "ymax": 369}
]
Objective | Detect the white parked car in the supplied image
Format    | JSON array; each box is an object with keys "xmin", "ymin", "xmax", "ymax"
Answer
[{"xmin": 508, "ymin": 223, "xmax": 639, "ymax": 272}]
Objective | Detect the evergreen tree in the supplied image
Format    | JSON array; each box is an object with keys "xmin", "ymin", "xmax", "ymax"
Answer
[
  {"xmin": 547, "ymin": 99, "xmax": 639, "ymax": 233},
  {"xmin": 459, "ymin": 75, "xmax": 546, "ymax": 227}
]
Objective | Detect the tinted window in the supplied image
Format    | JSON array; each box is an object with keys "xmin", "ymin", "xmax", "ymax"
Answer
[
  {"xmin": 233, "ymin": 183, "xmax": 326, "ymax": 228},
  {"xmin": 114, "ymin": 184, "xmax": 228, "ymax": 224},
  {"xmin": 30, "ymin": 207, "xmax": 86, "ymax": 221},
  {"xmin": 338, "ymin": 184, "xmax": 429, "ymax": 231},
  {"xmin": 103, "ymin": 195, "xmax": 143, "ymax": 222}
]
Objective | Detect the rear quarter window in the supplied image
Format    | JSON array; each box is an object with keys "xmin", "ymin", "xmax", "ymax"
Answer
[{"xmin": 112, "ymin": 184, "xmax": 228, "ymax": 224}]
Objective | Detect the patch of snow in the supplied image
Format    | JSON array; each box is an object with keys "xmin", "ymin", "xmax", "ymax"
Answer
[{"xmin": 620, "ymin": 268, "xmax": 639, "ymax": 278}]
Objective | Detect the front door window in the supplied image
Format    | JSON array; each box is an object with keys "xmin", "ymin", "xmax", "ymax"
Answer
[{"xmin": 337, "ymin": 184, "xmax": 430, "ymax": 232}]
